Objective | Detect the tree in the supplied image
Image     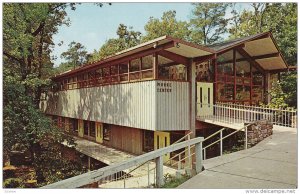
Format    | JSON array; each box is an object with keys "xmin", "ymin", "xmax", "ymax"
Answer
[
  {"xmin": 228, "ymin": 3, "xmax": 297, "ymax": 66},
  {"xmin": 3, "ymin": 3, "xmax": 74, "ymax": 107},
  {"xmin": 57, "ymin": 41, "xmax": 89, "ymax": 73},
  {"xmin": 3, "ymin": 3, "xmax": 108, "ymax": 186},
  {"xmin": 142, "ymin": 10, "xmax": 191, "ymax": 42},
  {"xmin": 90, "ymin": 24, "xmax": 141, "ymax": 61},
  {"xmin": 190, "ymin": 3, "xmax": 229, "ymax": 45}
]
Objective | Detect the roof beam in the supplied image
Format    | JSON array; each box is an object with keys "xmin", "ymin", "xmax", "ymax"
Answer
[
  {"xmin": 157, "ymin": 50, "xmax": 189, "ymax": 65},
  {"xmin": 218, "ymin": 52, "xmax": 280, "ymax": 64},
  {"xmin": 236, "ymin": 47, "xmax": 265, "ymax": 73},
  {"xmin": 217, "ymin": 43, "xmax": 245, "ymax": 56},
  {"xmin": 193, "ymin": 54, "xmax": 216, "ymax": 64}
]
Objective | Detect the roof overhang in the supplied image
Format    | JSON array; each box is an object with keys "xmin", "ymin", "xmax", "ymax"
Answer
[
  {"xmin": 53, "ymin": 36, "xmax": 215, "ymax": 80},
  {"xmin": 214, "ymin": 32, "xmax": 288, "ymax": 72}
]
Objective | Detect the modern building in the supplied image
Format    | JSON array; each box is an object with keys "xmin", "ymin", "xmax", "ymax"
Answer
[{"xmin": 40, "ymin": 31, "xmax": 289, "ymax": 160}]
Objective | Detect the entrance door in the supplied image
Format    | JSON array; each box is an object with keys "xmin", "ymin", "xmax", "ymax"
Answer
[
  {"xmin": 154, "ymin": 131, "xmax": 170, "ymax": 162},
  {"xmin": 197, "ymin": 82, "xmax": 213, "ymax": 117},
  {"xmin": 96, "ymin": 122, "xmax": 103, "ymax": 143}
]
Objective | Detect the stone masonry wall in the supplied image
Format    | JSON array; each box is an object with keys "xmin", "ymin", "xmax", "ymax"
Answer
[{"xmin": 247, "ymin": 120, "xmax": 273, "ymax": 148}]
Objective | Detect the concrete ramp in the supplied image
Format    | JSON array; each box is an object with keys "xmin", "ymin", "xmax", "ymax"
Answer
[{"xmin": 178, "ymin": 125, "xmax": 297, "ymax": 189}]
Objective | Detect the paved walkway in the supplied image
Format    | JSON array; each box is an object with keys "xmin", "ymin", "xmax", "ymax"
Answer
[
  {"xmin": 178, "ymin": 125, "xmax": 297, "ymax": 189},
  {"xmin": 63, "ymin": 137, "xmax": 176, "ymax": 188}
]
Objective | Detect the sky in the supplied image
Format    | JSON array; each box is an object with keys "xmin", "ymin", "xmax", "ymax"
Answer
[{"xmin": 52, "ymin": 2, "xmax": 250, "ymax": 67}]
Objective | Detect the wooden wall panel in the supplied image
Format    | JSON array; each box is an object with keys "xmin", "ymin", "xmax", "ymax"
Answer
[{"xmin": 103, "ymin": 125, "xmax": 143, "ymax": 155}]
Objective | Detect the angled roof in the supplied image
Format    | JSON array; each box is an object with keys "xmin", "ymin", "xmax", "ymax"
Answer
[
  {"xmin": 207, "ymin": 33, "xmax": 268, "ymax": 52},
  {"xmin": 54, "ymin": 32, "xmax": 288, "ymax": 80},
  {"xmin": 53, "ymin": 36, "xmax": 214, "ymax": 80}
]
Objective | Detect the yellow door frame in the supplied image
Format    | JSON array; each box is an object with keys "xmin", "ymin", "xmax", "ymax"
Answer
[
  {"xmin": 154, "ymin": 131, "xmax": 170, "ymax": 162},
  {"xmin": 96, "ymin": 122, "xmax": 103, "ymax": 143}
]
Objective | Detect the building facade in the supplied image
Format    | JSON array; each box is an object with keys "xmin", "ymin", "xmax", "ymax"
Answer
[{"xmin": 40, "ymin": 32, "xmax": 288, "ymax": 158}]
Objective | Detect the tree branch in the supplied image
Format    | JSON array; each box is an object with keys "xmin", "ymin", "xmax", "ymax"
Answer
[
  {"xmin": 3, "ymin": 51, "xmax": 22, "ymax": 63},
  {"xmin": 32, "ymin": 21, "xmax": 45, "ymax": 36}
]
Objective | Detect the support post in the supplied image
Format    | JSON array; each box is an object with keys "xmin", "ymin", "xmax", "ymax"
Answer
[
  {"xmin": 147, "ymin": 161, "xmax": 150, "ymax": 187},
  {"xmin": 153, "ymin": 53, "xmax": 158, "ymax": 79},
  {"xmin": 88, "ymin": 156, "xmax": 91, "ymax": 171},
  {"xmin": 188, "ymin": 58, "xmax": 196, "ymax": 138},
  {"xmin": 213, "ymin": 57, "xmax": 217, "ymax": 104},
  {"xmin": 233, "ymin": 49, "xmax": 236, "ymax": 102},
  {"xmin": 155, "ymin": 156, "xmax": 164, "ymax": 187},
  {"xmin": 220, "ymin": 130, "xmax": 223, "ymax": 156},
  {"xmin": 250, "ymin": 62, "xmax": 253, "ymax": 104},
  {"xmin": 195, "ymin": 142, "xmax": 203, "ymax": 173}
]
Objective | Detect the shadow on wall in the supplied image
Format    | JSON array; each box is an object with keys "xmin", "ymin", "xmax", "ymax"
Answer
[{"xmin": 44, "ymin": 83, "xmax": 136, "ymax": 127}]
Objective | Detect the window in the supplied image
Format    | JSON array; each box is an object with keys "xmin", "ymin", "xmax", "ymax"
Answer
[
  {"xmin": 196, "ymin": 61, "xmax": 213, "ymax": 82},
  {"xmin": 142, "ymin": 55, "xmax": 153, "ymax": 70},
  {"xmin": 89, "ymin": 121, "xmax": 95, "ymax": 137},
  {"xmin": 217, "ymin": 83, "xmax": 234, "ymax": 101},
  {"xmin": 143, "ymin": 130, "xmax": 154, "ymax": 152},
  {"xmin": 69, "ymin": 118, "xmax": 78, "ymax": 133},
  {"xmin": 84, "ymin": 120, "xmax": 89, "ymax": 136},
  {"xmin": 119, "ymin": 63, "xmax": 128, "ymax": 74},
  {"xmin": 111, "ymin": 65, "xmax": 118, "ymax": 75},
  {"xmin": 119, "ymin": 63, "xmax": 129, "ymax": 82},
  {"xmin": 130, "ymin": 58, "xmax": 141, "ymax": 72},
  {"xmin": 103, "ymin": 124, "xmax": 110, "ymax": 141},
  {"xmin": 95, "ymin": 68, "xmax": 103, "ymax": 78}
]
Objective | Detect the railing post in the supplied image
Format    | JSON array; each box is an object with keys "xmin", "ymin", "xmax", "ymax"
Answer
[
  {"xmin": 155, "ymin": 156, "xmax": 164, "ymax": 187},
  {"xmin": 195, "ymin": 142, "xmax": 203, "ymax": 173},
  {"xmin": 203, "ymin": 148, "xmax": 206, "ymax": 160},
  {"xmin": 178, "ymin": 154, "xmax": 181, "ymax": 170},
  {"xmin": 220, "ymin": 130, "xmax": 223, "ymax": 156},
  {"xmin": 147, "ymin": 161, "xmax": 150, "ymax": 187},
  {"xmin": 245, "ymin": 126, "xmax": 248, "ymax": 150}
]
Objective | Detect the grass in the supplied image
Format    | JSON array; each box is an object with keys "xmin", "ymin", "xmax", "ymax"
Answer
[{"xmin": 160, "ymin": 173, "xmax": 190, "ymax": 188}]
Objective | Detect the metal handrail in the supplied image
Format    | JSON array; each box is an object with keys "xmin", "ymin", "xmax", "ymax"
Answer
[{"xmin": 203, "ymin": 123, "xmax": 252, "ymax": 150}]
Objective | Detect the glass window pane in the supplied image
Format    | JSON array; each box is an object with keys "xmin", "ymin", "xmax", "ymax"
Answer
[
  {"xmin": 217, "ymin": 83, "xmax": 234, "ymax": 101},
  {"xmin": 119, "ymin": 63, "xmax": 128, "ymax": 74},
  {"xmin": 111, "ymin": 65, "xmax": 118, "ymax": 75},
  {"xmin": 89, "ymin": 121, "xmax": 95, "ymax": 137},
  {"xmin": 142, "ymin": 55, "xmax": 153, "ymax": 70},
  {"xmin": 84, "ymin": 120, "xmax": 89, "ymax": 136},
  {"xmin": 103, "ymin": 124, "xmax": 110, "ymax": 141},
  {"xmin": 236, "ymin": 85, "xmax": 250, "ymax": 101},
  {"xmin": 196, "ymin": 60, "xmax": 213, "ymax": 82},
  {"xmin": 130, "ymin": 58, "xmax": 141, "ymax": 72}
]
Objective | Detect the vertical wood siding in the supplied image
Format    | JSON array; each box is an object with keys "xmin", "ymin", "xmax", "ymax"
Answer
[
  {"xmin": 103, "ymin": 125, "xmax": 143, "ymax": 155},
  {"xmin": 41, "ymin": 80, "xmax": 189, "ymax": 131}
]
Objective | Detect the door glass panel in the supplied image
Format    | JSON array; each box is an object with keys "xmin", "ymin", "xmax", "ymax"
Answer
[{"xmin": 208, "ymin": 88, "xmax": 210, "ymax": 107}]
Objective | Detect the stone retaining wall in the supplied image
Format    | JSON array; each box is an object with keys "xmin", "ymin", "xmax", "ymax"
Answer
[{"xmin": 247, "ymin": 120, "xmax": 273, "ymax": 148}]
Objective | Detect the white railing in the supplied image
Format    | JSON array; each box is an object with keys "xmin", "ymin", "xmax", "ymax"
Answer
[
  {"xmin": 166, "ymin": 124, "xmax": 251, "ymax": 164},
  {"xmin": 198, "ymin": 102, "xmax": 297, "ymax": 128},
  {"xmin": 42, "ymin": 137, "xmax": 204, "ymax": 189}
]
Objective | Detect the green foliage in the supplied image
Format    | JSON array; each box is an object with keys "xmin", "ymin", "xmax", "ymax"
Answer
[
  {"xmin": 3, "ymin": 3, "xmax": 93, "ymax": 187},
  {"xmin": 190, "ymin": 3, "xmax": 229, "ymax": 45},
  {"xmin": 228, "ymin": 3, "xmax": 297, "ymax": 66},
  {"xmin": 267, "ymin": 81, "xmax": 288, "ymax": 109},
  {"xmin": 90, "ymin": 24, "xmax": 141, "ymax": 62},
  {"xmin": 59, "ymin": 41, "xmax": 89, "ymax": 72},
  {"xmin": 3, "ymin": 178, "xmax": 25, "ymax": 188},
  {"xmin": 278, "ymin": 72, "xmax": 297, "ymax": 108},
  {"xmin": 160, "ymin": 173, "xmax": 190, "ymax": 188},
  {"xmin": 34, "ymin": 146, "xmax": 86, "ymax": 187},
  {"xmin": 142, "ymin": 10, "xmax": 191, "ymax": 42}
]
